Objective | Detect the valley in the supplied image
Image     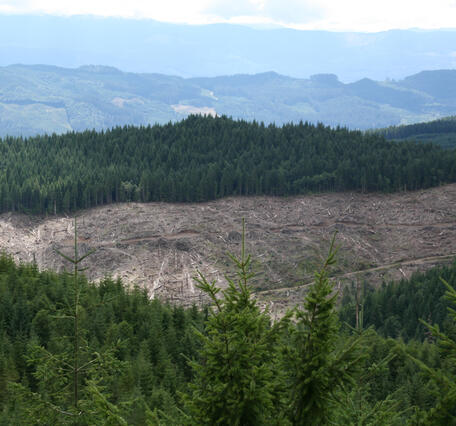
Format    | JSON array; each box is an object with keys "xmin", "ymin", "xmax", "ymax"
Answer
[
  {"xmin": 2, "ymin": 64, "xmax": 456, "ymax": 137},
  {"xmin": 2, "ymin": 9, "xmax": 456, "ymax": 423}
]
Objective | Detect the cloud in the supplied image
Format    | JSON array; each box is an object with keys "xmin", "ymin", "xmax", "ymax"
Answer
[
  {"xmin": 0, "ymin": 0, "xmax": 214, "ymax": 23},
  {"xmin": 305, "ymin": 0, "xmax": 456, "ymax": 31},
  {"xmin": 0, "ymin": 0, "xmax": 455, "ymax": 31},
  {"xmin": 0, "ymin": 0, "xmax": 324, "ymax": 25},
  {"xmin": 0, "ymin": 0, "xmax": 27, "ymax": 10},
  {"xmin": 204, "ymin": 0, "xmax": 324, "ymax": 25},
  {"xmin": 0, "ymin": 4, "xmax": 16, "ymax": 12}
]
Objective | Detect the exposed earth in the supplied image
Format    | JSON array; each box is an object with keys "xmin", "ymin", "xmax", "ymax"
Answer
[{"xmin": 1, "ymin": 184, "xmax": 456, "ymax": 317}]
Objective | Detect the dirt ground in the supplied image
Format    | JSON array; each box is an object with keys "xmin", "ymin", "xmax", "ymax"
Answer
[{"xmin": 1, "ymin": 184, "xmax": 456, "ymax": 316}]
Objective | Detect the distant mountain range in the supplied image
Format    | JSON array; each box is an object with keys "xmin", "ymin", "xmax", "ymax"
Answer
[
  {"xmin": 1, "ymin": 64, "xmax": 456, "ymax": 137},
  {"xmin": 1, "ymin": 15, "xmax": 456, "ymax": 82}
]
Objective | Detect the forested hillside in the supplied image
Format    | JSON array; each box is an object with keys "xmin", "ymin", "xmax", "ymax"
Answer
[
  {"xmin": 378, "ymin": 115, "xmax": 456, "ymax": 149},
  {"xmin": 3, "ymin": 65, "xmax": 456, "ymax": 136},
  {"xmin": 340, "ymin": 262, "xmax": 456, "ymax": 341},
  {"xmin": 1, "ymin": 115, "xmax": 456, "ymax": 215},
  {"xmin": 0, "ymin": 253, "xmax": 206, "ymax": 424},
  {"xmin": 1, "ymin": 242, "xmax": 456, "ymax": 423}
]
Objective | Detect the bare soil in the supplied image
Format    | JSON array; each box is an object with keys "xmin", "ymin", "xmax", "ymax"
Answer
[{"xmin": 1, "ymin": 184, "xmax": 456, "ymax": 316}]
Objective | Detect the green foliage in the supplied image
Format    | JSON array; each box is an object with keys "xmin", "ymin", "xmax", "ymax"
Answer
[
  {"xmin": 283, "ymin": 235, "xmax": 365, "ymax": 425},
  {"xmin": 337, "ymin": 264, "xmax": 456, "ymax": 422},
  {"xmin": 5, "ymin": 220, "xmax": 131, "ymax": 424},
  {"xmin": 334, "ymin": 381, "xmax": 404, "ymax": 426},
  {"xmin": 0, "ymin": 115, "xmax": 455, "ymax": 214},
  {"xmin": 7, "ymin": 349, "xmax": 127, "ymax": 425},
  {"xmin": 378, "ymin": 116, "xmax": 456, "ymax": 149},
  {"xmin": 0, "ymin": 251, "xmax": 205, "ymax": 424},
  {"xmin": 339, "ymin": 262, "xmax": 456, "ymax": 341},
  {"xmin": 408, "ymin": 278, "xmax": 456, "ymax": 424},
  {"xmin": 185, "ymin": 231, "xmax": 398, "ymax": 425},
  {"xmin": 184, "ymin": 221, "xmax": 288, "ymax": 425},
  {"xmin": 2, "ymin": 222, "xmax": 456, "ymax": 423}
]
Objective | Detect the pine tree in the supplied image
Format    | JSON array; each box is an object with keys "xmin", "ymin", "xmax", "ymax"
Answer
[
  {"xmin": 184, "ymin": 220, "xmax": 289, "ymax": 425},
  {"xmin": 283, "ymin": 234, "xmax": 365, "ymax": 425},
  {"xmin": 8, "ymin": 219, "xmax": 128, "ymax": 425}
]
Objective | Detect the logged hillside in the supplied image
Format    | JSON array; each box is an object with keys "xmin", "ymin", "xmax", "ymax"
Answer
[
  {"xmin": 1, "ymin": 115, "xmax": 456, "ymax": 215},
  {"xmin": 2, "ymin": 184, "xmax": 456, "ymax": 315},
  {"xmin": 3, "ymin": 65, "xmax": 456, "ymax": 136}
]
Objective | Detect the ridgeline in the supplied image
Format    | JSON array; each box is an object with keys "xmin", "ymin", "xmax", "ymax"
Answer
[{"xmin": 377, "ymin": 115, "xmax": 456, "ymax": 149}]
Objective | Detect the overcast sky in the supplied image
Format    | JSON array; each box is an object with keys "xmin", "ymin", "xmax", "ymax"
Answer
[{"xmin": 0, "ymin": 0, "xmax": 455, "ymax": 32}]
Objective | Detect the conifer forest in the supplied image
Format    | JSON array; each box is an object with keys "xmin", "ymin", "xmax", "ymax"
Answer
[{"xmin": 1, "ymin": 116, "xmax": 455, "ymax": 214}]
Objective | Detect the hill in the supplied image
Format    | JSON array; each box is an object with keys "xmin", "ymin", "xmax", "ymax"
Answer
[
  {"xmin": 377, "ymin": 115, "xmax": 456, "ymax": 149},
  {"xmin": 1, "ymin": 116, "xmax": 455, "ymax": 215},
  {"xmin": 2, "ymin": 65, "xmax": 456, "ymax": 135}
]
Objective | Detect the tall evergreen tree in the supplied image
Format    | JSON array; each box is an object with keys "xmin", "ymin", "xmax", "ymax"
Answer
[
  {"xmin": 283, "ymin": 234, "xmax": 365, "ymax": 425},
  {"xmin": 184, "ymin": 220, "xmax": 289, "ymax": 425},
  {"xmin": 8, "ymin": 219, "xmax": 128, "ymax": 425}
]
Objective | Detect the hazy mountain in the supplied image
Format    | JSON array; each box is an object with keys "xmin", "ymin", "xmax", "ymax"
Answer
[
  {"xmin": 1, "ymin": 64, "xmax": 456, "ymax": 137},
  {"xmin": 1, "ymin": 15, "xmax": 456, "ymax": 82}
]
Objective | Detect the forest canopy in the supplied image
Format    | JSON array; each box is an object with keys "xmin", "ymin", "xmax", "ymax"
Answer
[
  {"xmin": 1, "ymin": 246, "xmax": 456, "ymax": 423},
  {"xmin": 376, "ymin": 116, "xmax": 456, "ymax": 149},
  {"xmin": 0, "ymin": 115, "xmax": 455, "ymax": 214}
]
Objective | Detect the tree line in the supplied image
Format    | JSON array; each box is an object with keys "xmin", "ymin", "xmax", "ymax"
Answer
[{"xmin": 1, "ymin": 115, "xmax": 456, "ymax": 214}]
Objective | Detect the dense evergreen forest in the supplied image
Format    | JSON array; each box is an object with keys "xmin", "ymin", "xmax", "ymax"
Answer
[
  {"xmin": 1, "ymin": 115, "xmax": 456, "ymax": 214},
  {"xmin": 340, "ymin": 262, "xmax": 456, "ymax": 341},
  {"xmin": 0, "ymin": 253, "xmax": 206, "ymax": 424},
  {"xmin": 377, "ymin": 116, "xmax": 456, "ymax": 149},
  {"xmin": 1, "ymin": 236, "xmax": 456, "ymax": 424}
]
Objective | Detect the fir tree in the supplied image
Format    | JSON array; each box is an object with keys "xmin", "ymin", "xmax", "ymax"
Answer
[
  {"xmin": 283, "ymin": 234, "xmax": 365, "ymax": 425},
  {"xmin": 8, "ymin": 219, "xmax": 128, "ymax": 425},
  {"xmin": 184, "ymin": 220, "xmax": 289, "ymax": 425}
]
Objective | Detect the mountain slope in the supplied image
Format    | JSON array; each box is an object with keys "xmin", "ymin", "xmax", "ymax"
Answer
[
  {"xmin": 1, "ymin": 117, "xmax": 455, "ymax": 215},
  {"xmin": 1, "ymin": 15, "xmax": 456, "ymax": 82},
  {"xmin": 1, "ymin": 65, "xmax": 456, "ymax": 136}
]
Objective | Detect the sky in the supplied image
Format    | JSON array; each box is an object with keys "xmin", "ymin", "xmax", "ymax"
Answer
[{"xmin": 0, "ymin": 0, "xmax": 455, "ymax": 32}]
